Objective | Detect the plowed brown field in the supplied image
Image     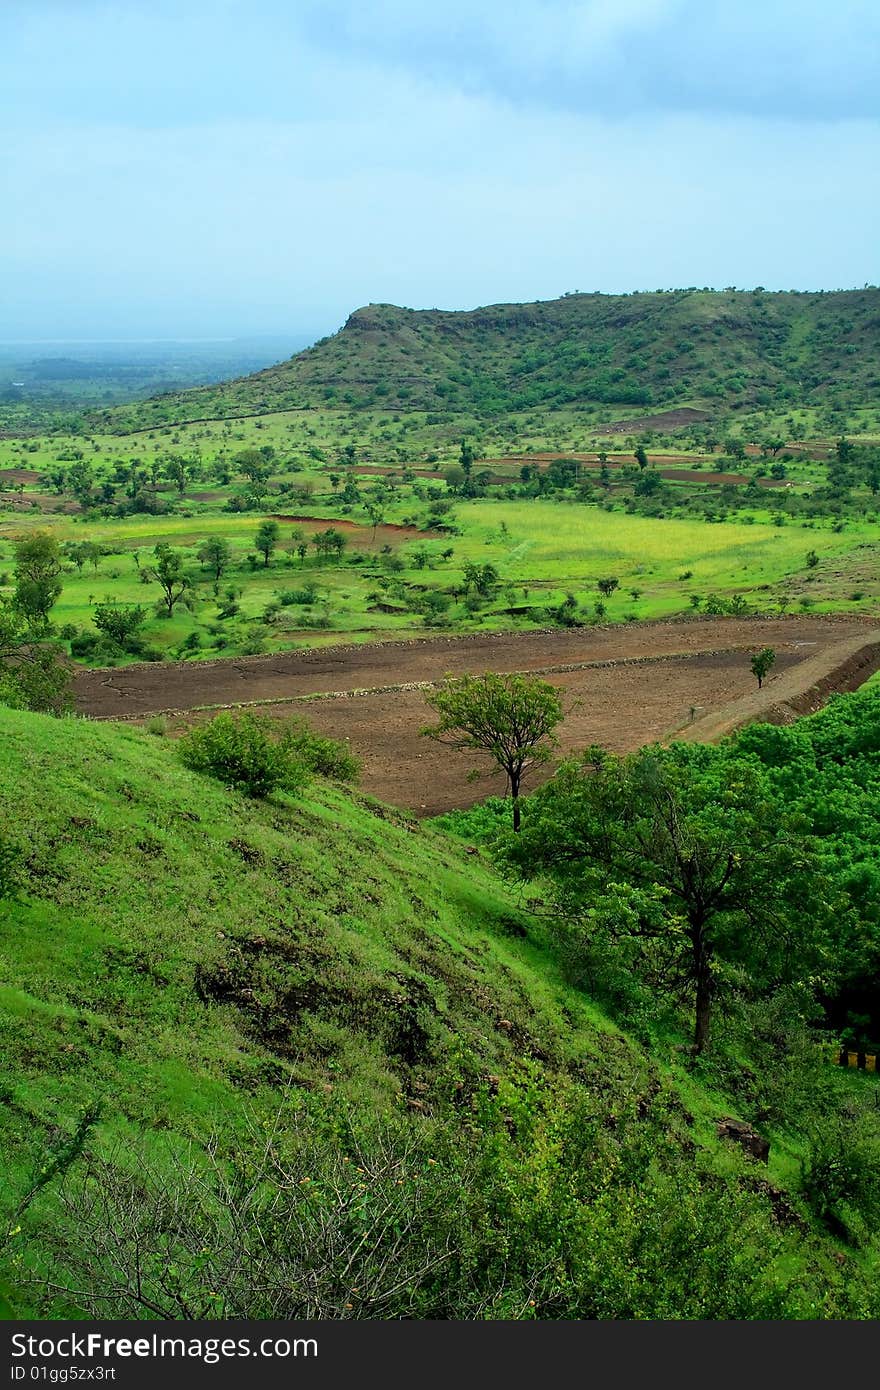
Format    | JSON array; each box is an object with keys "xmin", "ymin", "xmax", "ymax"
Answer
[{"xmin": 74, "ymin": 615, "xmax": 880, "ymax": 816}]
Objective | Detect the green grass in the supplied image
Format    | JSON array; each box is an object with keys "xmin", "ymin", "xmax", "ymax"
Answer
[
  {"xmin": 450, "ymin": 500, "xmax": 869, "ymax": 616},
  {"xmin": 0, "ymin": 480, "xmax": 876, "ymax": 664}
]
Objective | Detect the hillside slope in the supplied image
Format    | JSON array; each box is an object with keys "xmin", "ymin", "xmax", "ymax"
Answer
[
  {"xmin": 90, "ymin": 287, "xmax": 880, "ymax": 431},
  {"xmin": 0, "ymin": 708, "xmax": 877, "ymax": 1319}
]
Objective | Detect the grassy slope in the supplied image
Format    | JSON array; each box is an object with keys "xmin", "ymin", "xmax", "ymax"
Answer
[
  {"xmin": 1, "ymin": 706, "xmax": 877, "ymax": 1316},
  {"xmin": 88, "ymin": 288, "xmax": 880, "ymax": 431}
]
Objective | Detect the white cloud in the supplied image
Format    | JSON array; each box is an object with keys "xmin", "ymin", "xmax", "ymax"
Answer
[{"xmin": 2, "ymin": 0, "xmax": 878, "ymax": 335}]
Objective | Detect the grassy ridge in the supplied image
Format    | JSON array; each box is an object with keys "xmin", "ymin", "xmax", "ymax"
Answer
[
  {"xmin": 1, "ymin": 705, "xmax": 878, "ymax": 1317},
  {"xmin": 87, "ymin": 288, "xmax": 880, "ymax": 432}
]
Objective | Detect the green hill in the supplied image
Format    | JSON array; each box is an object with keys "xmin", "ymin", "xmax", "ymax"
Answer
[
  {"xmin": 89, "ymin": 287, "xmax": 880, "ymax": 432},
  {"xmin": 1, "ymin": 704, "xmax": 879, "ymax": 1319}
]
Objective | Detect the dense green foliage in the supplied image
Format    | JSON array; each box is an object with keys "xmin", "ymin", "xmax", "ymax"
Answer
[
  {"xmin": 504, "ymin": 743, "xmax": 836, "ymax": 1052},
  {"xmin": 176, "ymin": 711, "xmax": 355, "ymax": 798}
]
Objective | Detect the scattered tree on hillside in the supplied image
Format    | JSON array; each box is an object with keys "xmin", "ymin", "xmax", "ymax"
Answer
[
  {"xmin": 366, "ymin": 503, "xmax": 384, "ymax": 543},
  {"xmin": 462, "ymin": 562, "xmax": 499, "ymax": 600},
  {"xmin": 92, "ymin": 603, "xmax": 146, "ymax": 652},
  {"xmin": 313, "ymin": 528, "xmax": 347, "ymax": 563},
  {"xmin": 422, "ymin": 672, "xmax": 563, "ymax": 831},
  {"xmin": 0, "ymin": 600, "xmax": 72, "ymax": 714},
  {"xmin": 197, "ymin": 537, "xmax": 232, "ymax": 583},
  {"xmin": 149, "ymin": 544, "xmax": 189, "ymax": 617},
  {"xmin": 255, "ymin": 520, "xmax": 280, "ymax": 568},
  {"xmin": 164, "ymin": 456, "xmax": 190, "ymax": 495}
]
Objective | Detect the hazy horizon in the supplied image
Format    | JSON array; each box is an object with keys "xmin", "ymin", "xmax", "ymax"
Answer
[{"xmin": 4, "ymin": 0, "xmax": 879, "ymax": 340}]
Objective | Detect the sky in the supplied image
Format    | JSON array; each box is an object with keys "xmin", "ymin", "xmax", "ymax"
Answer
[{"xmin": 2, "ymin": 0, "xmax": 879, "ymax": 340}]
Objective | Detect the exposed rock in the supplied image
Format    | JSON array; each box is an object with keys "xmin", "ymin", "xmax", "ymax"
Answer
[{"xmin": 717, "ymin": 1117, "xmax": 770, "ymax": 1162}]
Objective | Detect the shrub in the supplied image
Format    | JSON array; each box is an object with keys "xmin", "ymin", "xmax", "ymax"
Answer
[
  {"xmin": 278, "ymin": 585, "xmax": 318, "ymax": 606},
  {"xmin": 0, "ymin": 647, "xmax": 73, "ymax": 716},
  {"xmin": 281, "ymin": 721, "xmax": 360, "ymax": 782},
  {"xmin": 801, "ymin": 1112, "xmax": 880, "ymax": 1245},
  {"xmin": 178, "ymin": 713, "xmax": 310, "ymax": 799}
]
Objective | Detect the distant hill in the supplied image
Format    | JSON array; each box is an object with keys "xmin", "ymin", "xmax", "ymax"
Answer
[{"xmin": 89, "ymin": 287, "xmax": 880, "ymax": 432}]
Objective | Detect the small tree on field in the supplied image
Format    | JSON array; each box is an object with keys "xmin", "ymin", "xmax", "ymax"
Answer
[
  {"xmin": 421, "ymin": 672, "xmax": 563, "ymax": 831},
  {"xmin": 198, "ymin": 537, "xmax": 232, "ymax": 583},
  {"xmin": 149, "ymin": 544, "xmax": 189, "ymax": 617},
  {"xmin": 255, "ymin": 520, "xmax": 280, "ymax": 568},
  {"xmin": 751, "ymin": 647, "xmax": 776, "ymax": 689},
  {"xmin": 93, "ymin": 603, "xmax": 146, "ymax": 651},
  {"xmin": 164, "ymin": 456, "xmax": 189, "ymax": 495},
  {"xmin": 597, "ymin": 577, "xmax": 620, "ymax": 598}
]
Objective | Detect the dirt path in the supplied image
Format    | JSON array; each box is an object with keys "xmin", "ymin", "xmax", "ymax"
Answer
[
  {"xmin": 73, "ymin": 615, "xmax": 880, "ymax": 816},
  {"xmin": 674, "ymin": 632, "xmax": 880, "ymax": 744}
]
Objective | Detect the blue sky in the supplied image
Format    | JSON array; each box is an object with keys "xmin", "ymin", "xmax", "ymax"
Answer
[{"xmin": 3, "ymin": 0, "xmax": 878, "ymax": 339}]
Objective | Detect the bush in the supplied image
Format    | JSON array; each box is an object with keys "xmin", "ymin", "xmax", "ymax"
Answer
[
  {"xmin": 0, "ymin": 647, "xmax": 73, "ymax": 716},
  {"xmin": 281, "ymin": 721, "xmax": 360, "ymax": 782},
  {"xmin": 178, "ymin": 713, "xmax": 310, "ymax": 799},
  {"xmin": 801, "ymin": 1111, "xmax": 880, "ymax": 1245},
  {"xmin": 278, "ymin": 585, "xmax": 319, "ymax": 606}
]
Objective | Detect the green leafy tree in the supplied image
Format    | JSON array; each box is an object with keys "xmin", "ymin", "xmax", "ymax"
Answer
[
  {"xmin": 197, "ymin": 537, "xmax": 232, "ymax": 583},
  {"xmin": 164, "ymin": 455, "xmax": 190, "ymax": 495},
  {"xmin": 507, "ymin": 746, "xmax": 834, "ymax": 1053},
  {"xmin": 0, "ymin": 600, "xmax": 72, "ymax": 714},
  {"xmin": 13, "ymin": 531, "xmax": 63, "ymax": 630},
  {"xmin": 255, "ymin": 520, "xmax": 280, "ymax": 568},
  {"xmin": 67, "ymin": 461, "xmax": 94, "ymax": 507},
  {"xmin": 462, "ymin": 562, "xmax": 499, "ymax": 599},
  {"xmin": 751, "ymin": 647, "xmax": 776, "ymax": 689},
  {"xmin": 149, "ymin": 544, "xmax": 189, "ymax": 617},
  {"xmin": 422, "ymin": 672, "xmax": 563, "ymax": 831},
  {"xmin": 234, "ymin": 449, "xmax": 272, "ymax": 487},
  {"xmin": 93, "ymin": 603, "xmax": 146, "ymax": 651}
]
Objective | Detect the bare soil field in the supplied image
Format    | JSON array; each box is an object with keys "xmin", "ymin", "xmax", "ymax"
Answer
[
  {"xmin": 598, "ymin": 408, "xmax": 710, "ymax": 433},
  {"xmin": 0, "ymin": 468, "xmax": 42, "ymax": 485},
  {"xmin": 75, "ymin": 615, "xmax": 880, "ymax": 815},
  {"xmin": 269, "ymin": 515, "xmax": 433, "ymax": 545}
]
